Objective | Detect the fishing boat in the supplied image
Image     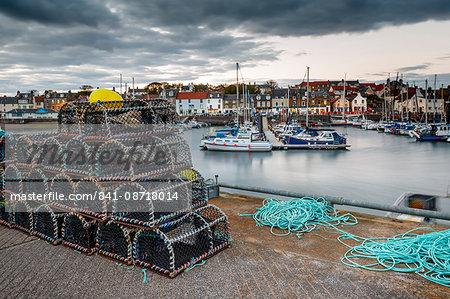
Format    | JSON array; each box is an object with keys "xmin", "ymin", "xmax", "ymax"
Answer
[
  {"xmin": 284, "ymin": 130, "xmax": 348, "ymax": 148},
  {"xmin": 203, "ymin": 133, "xmax": 272, "ymax": 152},
  {"xmin": 409, "ymin": 124, "xmax": 450, "ymax": 141}
]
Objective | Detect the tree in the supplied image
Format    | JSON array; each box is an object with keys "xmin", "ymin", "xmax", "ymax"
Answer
[{"xmin": 266, "ymin": 80, "xmax": 278, "ymax": 93}]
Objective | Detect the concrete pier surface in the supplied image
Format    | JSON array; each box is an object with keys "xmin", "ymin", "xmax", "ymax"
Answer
[{"xmin": 1, "ymin": 193, "xmax": 448, "ymax": 298}]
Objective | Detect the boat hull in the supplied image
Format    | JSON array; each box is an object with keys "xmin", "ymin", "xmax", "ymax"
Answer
[{"xmin": 204, "ymin": 143, "xmax": 272, "ymax": 152}]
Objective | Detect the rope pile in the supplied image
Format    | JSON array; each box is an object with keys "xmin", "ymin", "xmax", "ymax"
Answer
[
  {"xmin": 341, "ymin": 228, "xmax": 450, "ymax": 287},
  {"xmin": 239, "ymin": 197, "xmax": 357, "ymax": 236},
  {"xmin": 241, "ymin": 197, "xmax": 450, "ymax": 287}
]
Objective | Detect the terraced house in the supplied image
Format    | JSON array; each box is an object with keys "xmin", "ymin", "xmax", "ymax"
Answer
[{"xmin": 176, "ymin": 91, "xmax": 208, "ymax": 115}]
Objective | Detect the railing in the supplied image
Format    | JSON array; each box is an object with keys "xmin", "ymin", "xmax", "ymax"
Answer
[{"xmin": 218, "ymin": 183, "xmax": 450, "ymax": 221}]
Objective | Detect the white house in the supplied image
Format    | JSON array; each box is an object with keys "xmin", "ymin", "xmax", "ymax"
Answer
[
  {"xmin": 351, "ymin": 93, "xmax": 367, "ymax": 112},
  {"xmin": 206, "ymin": 92, "xmax": 223, "ymax": 113},
  {"xmin": 176, "ymin": 91, "xmax": 208, "ymax": 115}
]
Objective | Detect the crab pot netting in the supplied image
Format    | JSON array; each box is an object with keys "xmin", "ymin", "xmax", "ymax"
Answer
[
  {"xmin": 109, "ymin": 170, "xmax": 205, "ymax": 226},
  {"xmin": 73, "ymin": 179, "xmax": 106, "ymax": 218},
  {"xmin": 58, "ymin": 99, "xmax": 178, "ymax": 126},
  {"xmin": 33, "ymin": 204, "xmax": 65, "ymax": 244},
  {"xmin": 50, "ymin": 172, "xmax": 78, "ymax": 211},
  {"xmin": 97, "ymin": 221, "xmax": 134, "ymax": 264},
  {"xmin": 11, "ymin": 201, "xmax": 34, "ymax": 234},
  {"xmin": 178, "ymin": 169, "xmax": 208, "ymax": 208},
  {"xmin": 133, "ymin": 205, "xmax": 230, "ymax": 277},
  {"xmin": 62, "ymin": 213, "xmax": 98, "ymax": 254}
]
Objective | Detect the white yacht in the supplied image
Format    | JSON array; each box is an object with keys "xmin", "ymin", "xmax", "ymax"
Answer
[{"xmin": 203, "ymin": 133, "xmax": 272, "ymax": 152}]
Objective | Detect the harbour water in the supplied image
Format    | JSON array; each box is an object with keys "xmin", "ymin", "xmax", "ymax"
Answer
[{"xmin": 183, "ymin": 126, "xmax": 450, "ymax": 214}]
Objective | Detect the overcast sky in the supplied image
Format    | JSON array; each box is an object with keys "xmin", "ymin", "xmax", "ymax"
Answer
[{"xmin": 1, "ymin": 0, "xmax": 450, "ymax": 95}]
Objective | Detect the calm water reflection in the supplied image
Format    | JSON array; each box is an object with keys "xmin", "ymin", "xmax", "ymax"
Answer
[{"xmin": 183, "ymin": 126, "xmax": 450, "ymax": 209}]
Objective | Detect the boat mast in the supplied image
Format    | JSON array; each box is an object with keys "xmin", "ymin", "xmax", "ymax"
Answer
[
  {"xmin": 236, "ymin": 62, "xmax": 239, "ymax": 125},
  {"xmin": 406, "ymin": 82, "xmax": 409, "ymax": 122},
  {"xmin": 383, "ymin": 82, "xmax": 386, "ymax": 122},
  {"xmin": 400, "ymin": 74, "xmax": 403, "ymax": 121},
  {"xmin": 433, "ymin": 74, "xmax": 437, "ymax": 122},
  {"xmin": 342, "ymin": 74, "xmax": 346, "ymax": 118},
  {"xmin": 442, "ymin": 84, "xmax": 445, "ymax": 124},
  {"xmin": 414, "ymin": 81, "xmax": 419, "ymax": 119},
  {"xmin": 425, "ymin": 79, "xmax": 428, "ymax": 124},
  {"xmin": 306, "ymin": 66, "xmax": 309, "ymax": 127}
]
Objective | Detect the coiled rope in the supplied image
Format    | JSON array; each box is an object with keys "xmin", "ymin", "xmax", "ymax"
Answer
[
  {"xmin": 238, "ymin": 197, "xmax": 358, "ymax": 237},
  {"xmin": 340, "ymin": 227, "xmax": 450, "ymax": 287},
  {"xmin": 240, "ymin": 197, "xmax": 450, "ymax": 287}
]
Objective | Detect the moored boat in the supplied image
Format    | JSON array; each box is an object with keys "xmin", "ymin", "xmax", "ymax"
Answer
[
  {"xmin": 203, "ymin": 133, "xmax": 272, "ymax": 152},
  {"xmin": 409, "ymin": 124, "xmax": 450, "ymax": 141},
  {"xmin": 284, "ymin": 130, "xmax": 348, "ymax": 148}
]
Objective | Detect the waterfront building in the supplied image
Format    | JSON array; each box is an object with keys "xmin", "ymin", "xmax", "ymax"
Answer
[
  {"xmin": 206, "ymin": 91, "xmax": 223, "ymax": 114},
  {"xmin": 159, "ymin": 88, "xmax": 178, "ymax": 106},
  {"xmin": 3, "ymin": 108, "xmax": 58, "ymax": 120},
  {"xmin": 223, "ymin": 94, "xmax": 237, "ymax": 113},
  {"xmin": 176, "ymin": 91, "xmax": 208, "ymax": 115},
  {"xmin": 350, "ymin": 93, "xmax": 368, "ymax": 112},
  {"xmin": 253, "ymin": 93, "xmax": 272, "ymax": 112},
  {"xmin": 330, "ymin": 95, "xmax": 352, "ymax": 112},
  {"xmin": 43, "ymin": 90, "xmax": 75, "ymax": 110},
  {"xmin": 297, "ymin": 81, "xmax": 330, "ymax": 93}
]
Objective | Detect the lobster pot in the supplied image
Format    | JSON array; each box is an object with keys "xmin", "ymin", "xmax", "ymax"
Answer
[
  {"xmin": 110, "ymin": 182, "xmax": 154, "ymax": 226},
  {"xmin": 49, "ymin": 172, "xmax": 77, "ymax": 212},
  {"xmin": 97, "ymin": 222, "xmax": 134, "ymax": 264},
  {"xmin": 12, "ymin": 201, "xmax": 33, "ymax": 234},
  {"xmin": 62, "ymin": 214, "xmax": 98, "ymax": 255},
  {"xmin": 33, "ymin": 204, "xmax": 65, "ymax": 244},
  {"xmin": 73, "ymin": 178, "xmax": 106, "ymax": 219},
  {"xmin": 110, "ymin": 175, "xmax": 192, "ymax": 227},
  {"xmin": 194, "ymin": 205, "xmax": 231, "ymax": 248},
  {"xmin": 179, "ymin": 169, "xmax": 208, "ymax": 209},
  {"xmin": 59, "ymin": 100, "xmax": 155, "ymax": 125},
  {"xmin": 0, "ymin": 205, "xmax": 12, "ymax": 227},
  {"xmin": 133, "ymin": 206, "xmax": 230, "ymax": 277},
  {"xmin": 3, "ymin": 165, "xmax": 23, "ymax": 198}
]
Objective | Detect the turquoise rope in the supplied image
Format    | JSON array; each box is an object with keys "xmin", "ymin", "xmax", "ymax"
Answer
[
  {"xmin": 341, "ymin": 227, "xmax": 450, "ymax": 287},
  {"xmin": 142, "ymin": 269, "xmax": 147, "ymax": 284},
  {"xmin": 184, "ymin": 259, "xmax": 206, "ymax": 272},
  {"xmin": 240, "ymin": 197, "xmax": 450, "ymax": 287},
  {"xmin": 238, "ymin": 197, "xmax": 357, "ymax": 236},
  {"xmin": 115, "ymin": 263, "xmax": 148, "ymax": 284}
]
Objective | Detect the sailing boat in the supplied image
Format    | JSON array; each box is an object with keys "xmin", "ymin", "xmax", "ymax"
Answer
[{"xmin": 202, "ymin": 63, "xmax": 272, "ymax": 151}]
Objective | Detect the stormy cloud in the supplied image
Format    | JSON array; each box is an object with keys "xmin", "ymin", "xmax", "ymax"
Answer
[{"xmin": 0, "ymin": 0, "xmax": 449, "ymax": 93}]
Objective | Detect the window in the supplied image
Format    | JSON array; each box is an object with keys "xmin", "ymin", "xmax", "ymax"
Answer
[
  {"xmin": 188, "ymin": 99, "xmax": 191, "ymax": 103},
  {"xmin": 275, "ymin": 102, "xmax": 278, "ymax": 107},
  {"xmin": 200, "ymin": 99, "xmax": 203, "ymax": 103},
  {"xmin": 302, "ymin": 101, "xmax": 305, "ymax": 106},
  {"xmin": 218, "ymin": 104, "xmax": 220, "ymax": 109}
]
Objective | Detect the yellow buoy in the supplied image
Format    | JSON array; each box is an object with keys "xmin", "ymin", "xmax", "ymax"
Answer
[{"xmin": 89, "ymin": 89, "xmax": 123, "ymax": 109}]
